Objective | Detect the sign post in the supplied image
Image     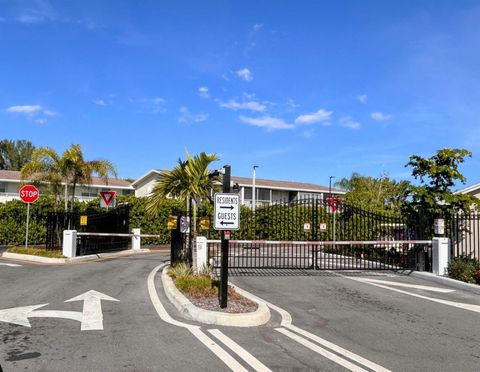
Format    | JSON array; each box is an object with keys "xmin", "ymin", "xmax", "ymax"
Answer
[
  {"xmin": 19, "ymin": 185, "xmax": 40, "ymax": 249},
  {"xmin": 212, "ymin": 165, "xmax": 242, "ymax": 309}
]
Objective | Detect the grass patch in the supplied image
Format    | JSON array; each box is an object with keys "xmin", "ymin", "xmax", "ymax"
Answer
[{"xmin": 7, "ymin": 246, "xmax": 65, "ymax": 258}]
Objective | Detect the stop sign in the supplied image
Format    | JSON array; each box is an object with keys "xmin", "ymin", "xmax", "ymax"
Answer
[{"xmin": 19, "ymin": 185, "xmax": 40, "ymax": 203}]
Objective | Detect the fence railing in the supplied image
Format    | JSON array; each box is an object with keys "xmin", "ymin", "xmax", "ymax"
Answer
[{"xmin": 449, "ymin": 213, "xmax": 480, "ymax": 261}]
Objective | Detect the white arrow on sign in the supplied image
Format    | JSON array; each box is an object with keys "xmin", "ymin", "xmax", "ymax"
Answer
[
  {"xmin": 65, "ymin": 290, "xmax": 119, "ymax": 331},
  {"xmin": 0, "ymin": 290, "xmax": 119, "ymax": 331}
]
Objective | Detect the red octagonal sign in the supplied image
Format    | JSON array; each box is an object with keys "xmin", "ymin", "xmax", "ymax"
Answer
[{"xmin": 19, "ymin": 185, "xmax": 40, "ymax": 203}]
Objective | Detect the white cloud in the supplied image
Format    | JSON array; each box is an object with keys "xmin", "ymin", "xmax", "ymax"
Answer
[
  {"xmin": 178, "ymin": 106, "xmax": 208, "ymax": 124},
  {"xmin": 93, "ymin": 99, "xmax": 107, "ymax": 106},
  {"xmin": 236, "ymin": 68, "xmax": 253, "ymax": 82},
  {"xmin": 253, "ymin": 23, "xmax": 263, "ymax": 32},
  {"xmin": 371, "ymin": 112, "xmax": 392, "ymax": 121},
  {"xmin": 357, "ymin": 94, "xmax": 368, "ymax": 104},
  {"xmin": 239, "ymin": 115, "xmax": 294, "ymax": 131},
  {"xmin": 43, "ymin": 109, "xmax": 57, "ymax": 117},
  {"xmin": 295, "ymin": 109, "xmax": 333, "ymax": 125},
  {"xmin": 198, "ymin": 86, "xmax": 209, "ymax": 99},
  {"xmin": 34, "ymin": 118, "xmax": 46, "ymax": 124},
  {"xmin": 219, "ymin": 99, "xmax": 267, "ymax": 112},
  {"xmin": 6, "ymin": 105, "xmax": 43, "ymax": 116},
  {"xmin": 340, "ymin": 116, "xmax": 361, "ymax": 129}
]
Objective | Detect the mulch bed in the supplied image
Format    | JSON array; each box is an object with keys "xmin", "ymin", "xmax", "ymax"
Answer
[{"xmin": 185, "ymin": 293, "xmax": 258, "ymax": 313}]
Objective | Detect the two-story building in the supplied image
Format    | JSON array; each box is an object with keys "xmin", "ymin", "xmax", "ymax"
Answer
[
  {"xmin": 132, "ymin": 169, "xmax": 344, "ymax": 207},
  {"xmin": 0, "ymin": 170, "xmax": 134, "ymax": 203}
]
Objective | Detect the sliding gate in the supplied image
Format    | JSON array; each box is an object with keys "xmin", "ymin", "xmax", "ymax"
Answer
[
  {"xmin": 207, "ymin": 240, "xmax": 432, "ymax": 271},
  {"xmin": 203, "ymin": 197, "xmax": 431, "ymax": 271}
]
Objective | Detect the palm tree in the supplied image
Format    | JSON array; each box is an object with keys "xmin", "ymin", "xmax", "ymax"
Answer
[
  {"xmin": 146, "ymin": 151, "xmax": 219, "ymax": 240},
  {"xmin": 21, "ymin": 144, "xmax": 117, "ymax": 212}
]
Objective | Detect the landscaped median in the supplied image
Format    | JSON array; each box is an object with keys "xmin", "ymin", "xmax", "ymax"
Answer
[{"xmin": 161, "ymin": 265, "xmax": 270, "ymax": 327}]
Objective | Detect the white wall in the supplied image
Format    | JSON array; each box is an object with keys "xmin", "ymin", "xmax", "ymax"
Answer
[{"xmin": 134, "ymin": 173, "xmax": 161, "ymax": 197}]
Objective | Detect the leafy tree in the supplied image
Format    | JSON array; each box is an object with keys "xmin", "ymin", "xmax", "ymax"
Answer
[
  {"xmin": 21, "ymin": 144, "xmax": 117, "ymax": 212},
  {"xmin": 335, "ymin": 172, "xmax": 409, "ymax": 214},
  {"xmin": 146, "ymin": 151, "xmax": 219, "ymax": 240},
  {"xmin": 0, "ymin": 139, "xmax": 35, "ymax": 170},
  {"xmin": 404, "ymin": 148, "xmax": 478, "ymax": 223}
]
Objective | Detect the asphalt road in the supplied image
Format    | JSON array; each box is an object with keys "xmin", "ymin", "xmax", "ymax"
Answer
[{"xmin": 1, "ymin": 253, "xmax": 479, "ymax": 371}]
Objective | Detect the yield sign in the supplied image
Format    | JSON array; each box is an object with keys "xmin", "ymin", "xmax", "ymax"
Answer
[{"xmin": 100, "ymin": 191, "xmax": 116, "ymax": 208}]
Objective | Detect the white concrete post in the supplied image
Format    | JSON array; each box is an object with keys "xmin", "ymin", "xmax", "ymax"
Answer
[
  {"xmin": 196, "ymin": 236, "xmax": 208, "ymax": 269},
  {"xmin": 132, "ymin": 228, "xmax": 141, "ymax": 250},
  {"xmin": 63, "ymin": 230, "xmax": 77, "ymax": 258},
  {"xmin": 432, "ymin": 237, "xmax": 450, "ymax": 276}
]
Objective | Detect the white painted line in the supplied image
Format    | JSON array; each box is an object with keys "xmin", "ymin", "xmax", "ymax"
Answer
[
  {"xmin": 276, "ymin": 327, "xmax": 369, "ymax": 372},
  {"xmin": 286, "ymin": 324, "xmax": 391, "ymax": 372},
  {"xmin": 233, "ymin": 284, "xmax": 390, "ymax": 372},
  {"xmin": 351, "ymin": 278, "xmax": 480, "ymax": 314},
  {"xmin": 0, "ymin": 263, "xmax": 22, "ymax": 267},
  {"xmin": 208, "ymin": 329, "xmax": 272, "ymax": 372},
  {"xmin": 357, "ymin": 278, "xmax": 455, "ymax": 293},
  {"xmin": 147, "ymin": 263, "xmax": 247, "ymax": 372}
]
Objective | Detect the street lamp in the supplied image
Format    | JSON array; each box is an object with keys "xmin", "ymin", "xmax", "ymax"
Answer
[
  {"xmin": 252, "ymin": 165, "xmax": 259, "ymax": 212},
  {"xmin": 329, "ymin": 176, "xmax": 335, "ymax": 197}
]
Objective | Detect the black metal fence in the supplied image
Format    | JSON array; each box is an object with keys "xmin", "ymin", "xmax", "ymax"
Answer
[
  {"xmin": 449, "ymin": 212, "xmax": 480, "ymax": 261},
  {"xmin": 46, "ymin": 205, "xmax": 130, "ymax": 255}
]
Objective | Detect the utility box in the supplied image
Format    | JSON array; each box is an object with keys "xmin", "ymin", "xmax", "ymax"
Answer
[
  {"xmin": 63, "ymin": 230, "xmax": 77, "ymax": 258},
  {"xmin": 432, "ymin": 237, "xmax": 450, "ymax": 276}
]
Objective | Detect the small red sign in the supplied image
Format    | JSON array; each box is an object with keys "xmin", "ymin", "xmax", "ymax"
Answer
[
  {"xmin": 19, "ymin": 185, "xmax": 40, "ymax": 203},
  {"xmin": 100, "ymin": 191, "xmax": 116, "ymax": 207},
  {"xmin": 326, "ymin": 197, "xmax": 342, "ymax": 213}
]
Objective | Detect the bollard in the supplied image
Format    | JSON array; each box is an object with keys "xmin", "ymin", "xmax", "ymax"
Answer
[
  {"xmin": 132, "ymin": 228, "xmax": 141, "ymax": 250},
  {"xmin": 196, "ymin": 236, "xmax": 208, "ymax": 270},
  {"xmin": 63, "ymin": 230, "xmax": 77, "ymax": 258},
  {"xmin": 432, "ymin": 237, "xmax": 450, "ymax": 275}
]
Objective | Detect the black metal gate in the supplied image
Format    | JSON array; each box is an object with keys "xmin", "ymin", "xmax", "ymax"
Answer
[
  {"xmin": 204, "ymin": 197, "xmax": 431, "ymax": 271},
  {"xmin": 46, "ymin": 205, "xmax": 130, "ymax": 255}
]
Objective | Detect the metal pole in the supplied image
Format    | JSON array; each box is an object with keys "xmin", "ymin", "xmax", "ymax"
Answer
[
  {"xmin": 329, "ymin": 176, "xmax": 335, "ymax": 197},
  {"xmin": 252, "ymin": 165, "xmax": 258, "ymax": 212},
  {"xmin": 25, "ymin": 202, "xmax": 30, "ymax": 249},
  {"xmin": 220, "ymin": 165, "xmax": 231, "ymax": 309}
]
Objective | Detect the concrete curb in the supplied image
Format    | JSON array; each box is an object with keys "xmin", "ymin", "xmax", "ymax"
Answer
[
  {"xmin": 1, "ymin": 248, "xmax": 151, "ymax": 265},
  {"xmin": 407, "ymin": 271, "xmax": 480, "ymax": 295},
  {"xmin": 161, "ymin": 267, "xmax": 271, "ymax": 327}
]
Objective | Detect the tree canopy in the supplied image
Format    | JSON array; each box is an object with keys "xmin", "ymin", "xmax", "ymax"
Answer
[
  {"xmin": 0, "ymin": 139, "xmax": 35, "ymax": 170},
  {"xmin": 335, "ymin": 172, "xmax": 409, "ymax": 214},
  {"xmin": 404, "ymin": 148, "xmax": 478, "ymax": 217}
]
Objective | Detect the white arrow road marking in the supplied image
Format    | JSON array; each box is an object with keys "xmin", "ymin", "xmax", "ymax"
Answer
[
  {"xmin": 0, "ymin": 304, "xmax": 49, "ymax": 327},
  {"xmin": 65, "ymin": 290, "xmax": 119, "ymax": 331},
  {"xmin": 350, "ymin": 278, "xmax": 480, "ymax": 314},
  {"xmin": 356, "ymin": 278, "xmax": 456, "ymax": 293},
  {"xmin": 0, "ymin": 263, "xmax": 22, "ymax": 267}
]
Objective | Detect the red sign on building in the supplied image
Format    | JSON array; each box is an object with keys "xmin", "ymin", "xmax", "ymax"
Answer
[{"xmin": 19, "ymin": 185, "xmax": 40, "ymax": 203}]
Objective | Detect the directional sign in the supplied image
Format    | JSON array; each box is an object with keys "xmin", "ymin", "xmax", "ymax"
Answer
[
  {"xmin": 214, "ymin": 193, "xmax": 240, "ymax": 230},
  {"xmin": 19, "ymin": 185, "xmax": 39, "ymax": 203},
  {"xmin": 0, "ymin": 290, "xmax": 119, "ymax": 331},
  {"xmin": 100, "ymin": 191, "xmax": 116, "ymax": 208}
]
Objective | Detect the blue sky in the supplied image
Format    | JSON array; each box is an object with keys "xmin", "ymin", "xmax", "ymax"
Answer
[{"xmin": 1, "ymin": 1, "xmax": 480, "ymax": 188}]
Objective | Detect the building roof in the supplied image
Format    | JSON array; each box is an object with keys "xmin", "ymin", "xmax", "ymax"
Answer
[
  {"xmin": 0, "ymin": 169, "xmax": 133, "ymax": 188},
  {"xmin": 231, "ymin": 176, "xmax": 344, "ymax": 194},
  {"xmin": 455, "ymin": 183, "xmax": 480, "ymax": 195}
]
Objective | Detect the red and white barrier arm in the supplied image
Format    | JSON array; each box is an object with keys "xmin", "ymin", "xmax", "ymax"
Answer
[
  {"xmin": 76, "ymin": 232, "xmax": 161, "ymax": 238},
  {"xmin": 206, "ymin": 240, "xmax": 433, "ymax": 245}
]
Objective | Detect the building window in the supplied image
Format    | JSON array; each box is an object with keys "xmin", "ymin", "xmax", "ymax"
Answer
[
  {"xmin": 122, "ymin": 189, "xmax": 133, "ymax": 195},
  {"xmin": 243, "ymin": 187, "xmax": 271, "ymax": 202},
  {"xmin": 0, "ymin": 182, "xmax": 5, "ymax": 193}
]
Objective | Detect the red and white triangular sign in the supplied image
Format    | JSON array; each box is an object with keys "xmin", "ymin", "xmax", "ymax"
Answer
[{"xmin": 99, "ymin": 191, "xmax": 116, "ymax": 207}]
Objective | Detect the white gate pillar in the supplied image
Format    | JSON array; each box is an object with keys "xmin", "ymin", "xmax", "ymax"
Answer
[
  {"xmin": 432, "ymin": 237, "xmax": 450, "ymax": 276},
  {"xmin": 132, "ymin": 228, "xmax": 141, "ymax": 250},
  {"xmin": 196, "ymin": 236, "xmax": 208, "ymax": 269},
  {"xmin": 63, "ymin": 230, "xmax": 77, "ymax": 258}
]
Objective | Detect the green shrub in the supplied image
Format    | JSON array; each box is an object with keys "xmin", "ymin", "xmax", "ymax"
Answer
[
  {"xmin": 447, "ymin": 256, "xmax": 480, "ymax": 284},
  {"xmin": 175, "ymin": 274, "xmax": 213, "ymax": 293},
  {"xmin": 167, "ymin": 262, "xmax": 193, "ymax": 278},
  {"xmin": 196, "ymin": 263, "xmax": 213, "ymax": 277}
]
